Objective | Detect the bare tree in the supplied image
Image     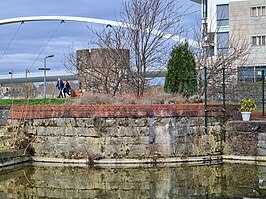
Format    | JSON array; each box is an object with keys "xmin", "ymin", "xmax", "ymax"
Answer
[
  {"xmin": 90, "ymin": 0, "xmax": 189, "ymax": 97},
  {"xmin": 76, "ymin": 48, "xmax": 130, "ymax": 95},
  {"xmin": 62, "ymin": 46, "xmax": 77, "ymax": 74},
  {"xmin": 194, "ymin": 19, "xmax": 251, "ymax": 102}
]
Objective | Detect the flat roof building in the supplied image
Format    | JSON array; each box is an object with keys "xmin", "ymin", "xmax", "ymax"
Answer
[{"xmin": 192, "ymin": 0, "xmax": 266, "ymax": 82}]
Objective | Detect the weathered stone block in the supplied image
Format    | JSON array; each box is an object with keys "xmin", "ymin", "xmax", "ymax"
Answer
[
  {"xmin": 135, "ymin": 118, "xmax": 148, "ymax": 127},
  {"xmin": 65, "ymin": 127, "xmax": 101, "ymax": 137},
  {"xmin": 258, "ymin": 148, "xmax": 266, "ymax": 156},
  {"xmin": 258, "ymin": 140, "xmax": 266, "ymax": 149},
  {"xmin": 5, "ymin": 116, "xmax": 226, "ymax": 159},
  {"xmin": 258, "ymin": 133, "xmax": 266, "ymax": 141}
]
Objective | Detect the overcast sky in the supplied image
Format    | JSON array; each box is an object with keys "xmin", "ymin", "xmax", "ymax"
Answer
[{"xmin": 0, "ymin": 0, "xmax": 200, "ymax": 74}]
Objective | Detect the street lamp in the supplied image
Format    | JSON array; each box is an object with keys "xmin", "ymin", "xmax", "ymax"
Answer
[
  {"xmin": 39, "ymin": 55, "xmax": 54, "ymax": 98},
  {"xmin": 8, "ymin": 71, "xmax": 13, "ymax": 98}
]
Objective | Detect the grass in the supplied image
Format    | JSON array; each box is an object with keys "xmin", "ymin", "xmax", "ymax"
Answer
[
  {"xmin": 0, "ymin": 148, "xmax": 8, "ymax": 152},
  {"xmin": 0, "ymin": 135, "xmax": 12, "ymax": 140},
  {"xmin": 0, "ymin": 98, "xmax": 73, "ymax": 106}
]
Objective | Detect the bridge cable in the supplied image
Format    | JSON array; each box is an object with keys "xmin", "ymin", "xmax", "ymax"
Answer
[
  {"xmin": 29, "ymin": 20, "xmax": 64, "ymax": 70},
  {"xmin": 0, "ymin": 22, "xmax": 24, "ymax": 63},
  {"xmin": 60, "ymin": 23, "xmax": 86, "ymax": 74}
]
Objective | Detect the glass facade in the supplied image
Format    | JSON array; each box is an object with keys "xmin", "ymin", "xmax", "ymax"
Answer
[
  {"xmin": 238, "ymin": 66, "xmax": 266, "ymax": 82},
  {"xmin": 217, "ymin": 32, "xmax": 229, "ymax": 55},
  {"xmin": 217, "ymin": 4, "xmax": 229, "ymax": 55},
  {"xmin": 217, "ymin": 4, "xmax": 229, "ymax": 26}
]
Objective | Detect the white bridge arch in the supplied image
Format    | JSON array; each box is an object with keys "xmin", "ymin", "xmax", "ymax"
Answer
[{"xmin": 0, "ymin": 16, "xmax": 197, "ymax": 47}]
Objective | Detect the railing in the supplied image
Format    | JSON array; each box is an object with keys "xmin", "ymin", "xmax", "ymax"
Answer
[
  {"xmin": 0, "ymin": 70, "xmax": 167, "ymax": 84},
  {"xmin": 0, "ymin": 70, "xmax": 78, "ymax": 84}
]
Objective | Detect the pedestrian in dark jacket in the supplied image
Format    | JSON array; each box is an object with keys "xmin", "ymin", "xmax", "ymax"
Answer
[
  {"xmin": 56, "ymin": 78, "xmax": 64, "ymax": 98},
  {"xmin": 63, "ymin": 80, "xmax": 71, "ymax": 98}
]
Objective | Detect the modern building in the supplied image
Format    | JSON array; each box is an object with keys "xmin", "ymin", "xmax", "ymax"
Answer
[{"xmin": 191, "ymin": 0, "xmax": 266, "ymax": 82}]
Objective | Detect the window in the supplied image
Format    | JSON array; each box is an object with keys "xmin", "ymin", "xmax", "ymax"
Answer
[
  {"xmin": 258, "ymin": 36, "xmax": 262, "ymax": 45},
  {"xmin": 217, "ymin": 32, "xmax": 229, "ymax": 55},
  {"xmin": 217, "ymin": 4, "xmax": 229, "ymax": 26},
  {"xmin": 258, "ymin": 7, "xmax": 262, "ymax": 16},
  {"xmin": 252, "ymin": 35, "xmax": 266, "ymax": 46},
  {"xmin": 238, "ymin": 66, "xmax": 266, "ymax": 82},
  {"xmin": 251, "ymin": 7, "xmax": 257, "ymax": 16},
  {"xmin": 252, "ymin": 36, "xmax": 257, "ymax": 46},
  {"xmin": 238, "ymin": 67, "xmax": 254, "ymax": 82},
  {"xmin": 251, "ymin": 6, "xmax": 266, "ymax": 17}
]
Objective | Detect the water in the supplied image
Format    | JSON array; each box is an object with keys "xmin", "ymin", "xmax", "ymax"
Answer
[{"xmin": 0, "ymin": 163, "xmax": 266, "ymax": 198}]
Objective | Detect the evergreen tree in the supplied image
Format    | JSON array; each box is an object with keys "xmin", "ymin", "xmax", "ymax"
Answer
[{"xmin": 164, "ymin": 43, "xmax": 198, "ymax": 97}]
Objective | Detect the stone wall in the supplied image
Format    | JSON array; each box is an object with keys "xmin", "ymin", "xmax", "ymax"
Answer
[
  {"xmin": 13, "ymin": 104, "xmax": 266, "ymax": 164},
  {"xmin": 7, "ymin": 104, "xmax": 239, "ymax": 162},
  {"xmin": 4, "ymin": 103, "xmax": 266, "ymax": 164},
  {"xmin": 0, "ymin": 106, "xmax": 10, "ymax": 126},
  {"xmin": 224, "ymin": 121, "xmax": 266, "ymax": 158},
  {"xmin": 11, "ymin": 117, "xmax": 222, "ymax": 161}
]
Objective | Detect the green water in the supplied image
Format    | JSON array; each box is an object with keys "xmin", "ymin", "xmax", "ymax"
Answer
[{"xmin": 0, "ymin": 163, "xmax": 266, "ymax": 198}]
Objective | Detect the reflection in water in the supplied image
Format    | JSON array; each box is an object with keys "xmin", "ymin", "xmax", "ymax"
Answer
[{"xmin": 0, "ymin": 163, "xmax": 266, "ymax": 198}]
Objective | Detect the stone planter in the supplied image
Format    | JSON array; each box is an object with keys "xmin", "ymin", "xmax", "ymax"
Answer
[{"xmin": 241, "ymin": 112, "xmax": 251, "ymax": 121}]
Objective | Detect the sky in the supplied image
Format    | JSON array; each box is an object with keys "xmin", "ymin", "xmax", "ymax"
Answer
[{"xmin": 0, "ymin": 0, "xmax": 201, "ymax": 74}]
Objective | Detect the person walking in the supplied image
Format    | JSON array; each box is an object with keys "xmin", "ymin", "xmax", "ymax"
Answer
[
  {"xmin": 63, "ymin": 80, "xmax": 71, "ymax": 98},
  {"xmin": 56, "ymin": 78, "xmax": 64, "ymax": 98}
]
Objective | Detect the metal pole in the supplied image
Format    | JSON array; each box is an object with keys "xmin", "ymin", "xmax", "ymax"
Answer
[
  {"xmin": 222, "ymin": 67, "xmax": 226, "ymax": 123},
  {"xmin": 8, "ymin": 71, "xmax": 13, "ymax": 98},
  {"xmin": 44, "ymin": 57, "xmax": 47, "ymax": 98},
  {"xmin": 262, "ymin": 70, "xmax": 265, "ymax": 116},
  {"xmin": 203, "ymin": 0, "xmax": 208, "ymax": 134},
  {"xmin": 24, "ymin": 69, "xmax": 29, "ymax": 103},
  {"xmin": 203, "ymin": 0, "xmax": 208, "ymax": 19},
  {"xmin": 204, "ymin": 66, "xmax": 208, "ymax": 134},
  {"xmin": 41, "ymin": 54, "xmax": 54, "ymax": 98}
]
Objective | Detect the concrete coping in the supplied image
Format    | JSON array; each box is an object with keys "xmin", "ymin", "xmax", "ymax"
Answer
[
  {"xmin": 0, "ymin": 149, "xmax": 28, "ymax": 159},
  {"xmin": 32, "ymin": 156, "xmax": 223, "ymax": 167}
]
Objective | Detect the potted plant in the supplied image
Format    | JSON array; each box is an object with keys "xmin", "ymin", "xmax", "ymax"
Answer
[{"xmin": 239, "ymin": 98, "xmax": 256, "ymax": 121}]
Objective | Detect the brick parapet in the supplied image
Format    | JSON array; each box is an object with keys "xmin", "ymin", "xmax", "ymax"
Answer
[{"xmin": 9, "ymin": 104, "xmax": 239, "ymax": 119}]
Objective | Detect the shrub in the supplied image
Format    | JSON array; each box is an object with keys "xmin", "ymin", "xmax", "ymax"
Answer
[
  {"xmin": 239, "ymin": 98, "xmax": 256, "ymax": 112},
  {"xmin": 72, "ymin": 93, "xmax": 113, "ymax": 105},
  {"xmin": 164, "ymin": 42, "xmax": 198, "ymax": 97},
  {"xmin": 71, "ymin": 86, "xmax": 200, "ymax": 105}
]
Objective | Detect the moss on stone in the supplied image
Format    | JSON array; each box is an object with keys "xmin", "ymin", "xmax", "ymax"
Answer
[{"xmin": 0, "ymin": 135, "xmax": 12, "ymax": 140}]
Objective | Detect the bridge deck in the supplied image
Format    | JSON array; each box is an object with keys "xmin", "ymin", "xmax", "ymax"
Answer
[
  {"xmin": 0, "ymin": 70, "xmax": 78, "ymax": 84},
  {"xmin": 0, "ymin": 70, "xmax": 166, "ymax": 85}
]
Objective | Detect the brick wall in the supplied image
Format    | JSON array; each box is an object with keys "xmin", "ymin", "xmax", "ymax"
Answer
[{"xmin": 10, "ymin": 104, "xmax": 239, "ymax": 120}]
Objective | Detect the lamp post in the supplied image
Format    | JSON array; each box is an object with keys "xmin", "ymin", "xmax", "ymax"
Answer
[
  {"xmin": 8, "ymin": 71, "xmax": 13, "ymax": 98},
  {"xmin": 25, "ymin": 69, "xmax": 29, "ymax": 102},
  {"xmin": 39, "ymin": 55, "xmax": 54, "ymax": 98}
]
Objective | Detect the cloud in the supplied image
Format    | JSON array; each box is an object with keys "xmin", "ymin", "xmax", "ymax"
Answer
[{"xmin": 0, "ymin": 0, "xmax": 201, "ymax": 73}]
